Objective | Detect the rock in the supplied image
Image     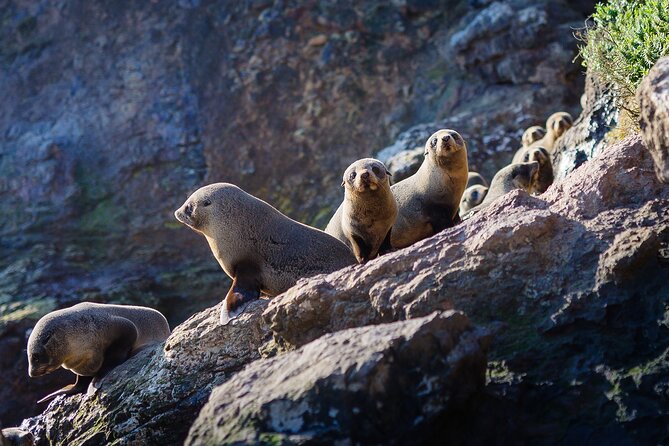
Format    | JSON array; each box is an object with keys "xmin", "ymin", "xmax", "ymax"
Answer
[
  {"xmin": 0, "ymin": 428, "xmax": 33, "ymax": 446},
  {"xmin": 638, "ymin": 56, "xmax": 669, "ymax": 184},
  {"xmin": 385, "ymin": 146, "xmax": 424, "ymax": 183},
  {"xmin": 21, "ymin": 300, "xmax": 270, "ymax": 446},
  {"xmin": 552, "ymin": 72, "xmax": 619, "ymax": 180},
  {"xmin": 264, "ymin": 135, "xmax": 669, "ymax": 443},
  {"xmin": 186, "ymin": 311, "xmax": 489, "ymax": 445}
]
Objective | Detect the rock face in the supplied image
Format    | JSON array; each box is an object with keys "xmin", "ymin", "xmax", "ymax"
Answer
[
  {"xmin": 552, "ymin": 72, "xmax": 619, "ymax": 180},
  {"xmin": 0, "ymin": 0, "xmax": 595, "ymax": 423},
  {"xmin": 186, "ymin": 311, "xmax": 489, "ymax": 446},
  {"xmin": 638, "ymin": 56, "xmax": 669, "ymax": 184},
  {"xmin": 265, "ymin": 135, "xmax": 669, "ymax": 443},
  {"xmin": 21, "ymin": 300, "xmax": 269, "ymax": 446}
]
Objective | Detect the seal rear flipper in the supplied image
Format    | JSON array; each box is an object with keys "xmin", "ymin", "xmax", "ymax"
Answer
[
  {"xmin": 37, "ymin": 375, "xmax": 94, "ymax": 404},
  {"xmin": 220, "ymin": 274, "xmax": 261, "ymax": 325}
]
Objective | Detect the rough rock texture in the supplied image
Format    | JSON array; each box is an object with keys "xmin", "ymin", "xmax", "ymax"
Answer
[
  {"xmin": 552, "ymin": 72, "xmax": 619, "ymax": 180},
  {"xmin": 187, "ymin": 311, "xmax": 489, "ymax": 446},
  {"xmin": 638, "ymin": 56, "xmax": 669, "ymax": 184},
  {"xmin": 0, "ymin": 0, "xmax": 594, "ymax": 424},
  {"xmin": 21, "ymin": 300, "xmax": 269, "ymax": 446},
  {"xmin": 265, "ymin": 135, "xmax": 669, "ymax": 444},
  {"xmin": 0, "ymin": 428, "xmax": 33, "ymax": 446}
]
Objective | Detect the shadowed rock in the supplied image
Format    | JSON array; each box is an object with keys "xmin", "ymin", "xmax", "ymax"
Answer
[{"xmin": 187, "ymin": 311, "xmax": 489, "ymax": 446}]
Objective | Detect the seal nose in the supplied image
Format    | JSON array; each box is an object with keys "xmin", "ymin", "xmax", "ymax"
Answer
[
  {"xmin": 361, "ymin": 171, "xmax": 370, "ymax": 181},
  {"xmin": 184, "ymin": 203, "xmax": 193, "ymax": 217}
]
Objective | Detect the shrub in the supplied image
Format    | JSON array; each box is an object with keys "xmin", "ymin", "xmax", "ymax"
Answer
[{"xmin": 578, "ymin": 0, "xmax": 669, "ymax": 118}]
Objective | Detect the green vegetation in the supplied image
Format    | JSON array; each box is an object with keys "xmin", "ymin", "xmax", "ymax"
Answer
[{"xmin": 579, "ymin": 0, "xmax": 669, "ymax": 118}]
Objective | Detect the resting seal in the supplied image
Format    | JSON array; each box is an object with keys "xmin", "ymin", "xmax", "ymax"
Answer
[
  {"xmin": 459, "ymin": 184, "xmax": 489, "ymax": 215},
  {"xmin": 175, "ymin": 183, "xmax": 356, "ymax": 324},
  {"xmin": 475, "ymin": 161, "xmax": 539, "ymax": 210},
  {"xmin": 521, "ymin": 125, "xmax": 546, "ymax": 148},
  {"xmin": 466, "ymin": 171, "xmax": 488, "ymax": 188},
  {"xmin": 390, "ymin": 129, "xmax": 468, "ymax": 249},
  {"xmin": 27, "ymin": 302, "xmax": 170, "ymax": 403},
  {"xmin": 325, "ymin": 158, "xmax": 397, "ymax": 263},
  {"xmin": 519, "ymin": 146, "xmax": 553, "ymax": 194}
]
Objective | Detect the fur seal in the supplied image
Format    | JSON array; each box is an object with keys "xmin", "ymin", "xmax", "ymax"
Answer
[
  {"xmin": 519, "ymin": 146, "xmax": 553, "ymax": 194},
  {"xmin": 521, "ymin": 125, "xmax": 546, "ymax": 148},
  {"xmin": 389, "ymin": 129, "xmax": 468, "ymax": 249},
  {"xmin": 475, "ymin": 161, "xmax": 539, "ymax": 210},
  {"xmin": 174, "ymin": 183, "xmax": 356, "ymax": 324},
  {"xmin": 27, "ymin": 302, "xmax": 170, "ymax": 403},
  {"xmin": 0, "ymin": 427, "xmax": 33, "ymax": 446},
  {"xmin": 459, "ymin": 184, "xmax": 489, "ymax": 215},
  {"xmin": 533, "ymin": 112, "xmax": 573, "ymax": 153},
  {"xmin": 466, "ymin": 171, "xmax": 488, "ymax": 188},
  {"xmin": 325, "ymin": 158, "xmax": 397, "ymax": 263}
]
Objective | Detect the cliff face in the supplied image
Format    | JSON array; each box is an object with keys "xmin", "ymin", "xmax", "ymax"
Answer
[{"xmin": 0, "ymin": 0, "xmax": 596, "ymax": 425}]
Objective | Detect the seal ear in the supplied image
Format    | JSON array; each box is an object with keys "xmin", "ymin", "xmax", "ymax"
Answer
[{"xmin": 341, "ymin": 180, "xmax": 345, "ymax": 187}]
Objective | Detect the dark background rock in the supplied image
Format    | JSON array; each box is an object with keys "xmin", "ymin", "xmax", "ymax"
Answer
[
  {"xmin": 186, "ymin": 311, "xmax": 489, "ymax": 446},
  {"xmin": 0, "ymin": 0, "xmax": 597, "ymax": 425}
]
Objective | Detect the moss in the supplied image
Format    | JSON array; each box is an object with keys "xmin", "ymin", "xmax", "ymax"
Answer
[
  {"xmin": 578, "ymin": 0, "xmax": 669, "ymax": 121},
  {"xmin": 79, "ymin": 198, "xmax": 124, "ymax": 234},
  {"xmin": 0, "ymin": 297, "xmax": 57, "ymax": 328},
  {"xmin": 163, "ymin": 221, "xmax": 183, "ymax": 230}
]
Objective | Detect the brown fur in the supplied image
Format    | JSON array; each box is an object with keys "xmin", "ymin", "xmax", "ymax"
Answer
[
  {"xmin": 390, "ymin": 129, "xmax": 468, "ymax": 249},
  {"xmin": 325, "ymin": 158, "xmax": 397, "ymax": 263}
]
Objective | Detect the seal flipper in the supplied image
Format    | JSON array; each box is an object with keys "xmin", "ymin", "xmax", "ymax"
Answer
[
  {"xmin": 220, "ymin": 269, "xmax": 261, "ymax": 325},
  {"xmin": 350, "ymin": 234, "xmax": 373, "ymax": 263},
  {"xmin": 37, "ymin": 375, "xmax": 94, "ymax": 404},
  {"xmin": 378, "ymin": 228, "xmax": 393, "ymax": 255},
  {"xmin": 89, "ymin": 317, "xmax": 138, "ymax": 395}
]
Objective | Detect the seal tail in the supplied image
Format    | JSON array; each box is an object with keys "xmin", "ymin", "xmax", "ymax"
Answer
[{"xmin": 220, "ymin": 274, "xmax": 261, "ymax": 325}]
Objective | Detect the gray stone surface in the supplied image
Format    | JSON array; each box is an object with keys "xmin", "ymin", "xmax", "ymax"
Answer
[{"xmin": 638, "ymin": 56, "xmax": 669, "ymax": 184}]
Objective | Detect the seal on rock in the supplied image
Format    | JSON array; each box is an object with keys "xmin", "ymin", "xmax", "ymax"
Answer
[
  {"xmin": 475, "ymin": 161, "xmax": 539, "ymax": 210},
  {"xmin": 27, "ymin": 302, "xmax": 170, "ymax": 403},
  {"xmin": 174, "ymin": 183, "xmax": 356, "ymax": 324},
  {"xmin": 389, "ymin": 129, "xmax": 469, "ymax": 249},
  {"xmin": 521, "ymin": 125, "xmax": 546, "ymax": 148},
  {"xmin": 325, "ymin": 158, "xmax": 397, "ymax": 263},
  {"xmin": 519, "ymin": 146, "xmax": 554, "ymax": 194},
  {"xmin": 466, "ymin": 171, "xmax": 488, "ymax": 188},
  {"xmin": 459, "ymin": 184, "xmax": 489, "ymax": 215}
]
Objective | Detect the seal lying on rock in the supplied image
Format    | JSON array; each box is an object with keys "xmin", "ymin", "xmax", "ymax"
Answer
[
  {"xmin": 519, "ymin": 146, "xmax": 554, "ymax": 194},
  {"xmin": 28, "ymin": 302, "xmax": 170, "ymax": 403},
  {"xmin": 325, "ymin": 158, "xmax": 397, "ymax": 263},
  {"xmin": 390, "ymin": 129, "xmax": 469, "ymax": 249},
  {"xmin": 459, "ymin": 184, "xmax": 489, "ymax": 215},
  {"xmin": 175, "ymin": 183, "xmax": 356, "ymax": 324},
  {"xmin": 0, "ymin": 427, "xmax": 34, "ymax": 446},
  {"xmin": 472, "ymin": 161, "xmax": 539, "ymax": 211}
]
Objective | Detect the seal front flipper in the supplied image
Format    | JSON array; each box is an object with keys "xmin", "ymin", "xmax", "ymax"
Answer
[
  {"xmin": 88, "ymin": 317, "xmax": 138, "ymax": 395},
  {"xmin": 37, "ymin": 375, "xmax": 94, "ymax": 404},
  {"xmin": 350, "ymin": 234, "xmax": 373, "ymax": 263},
  {"xmin": 220, "ymin": 271, "xmax": 261, "ymax": 325}
]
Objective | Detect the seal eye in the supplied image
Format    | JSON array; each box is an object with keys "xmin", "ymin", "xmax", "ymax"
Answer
[
  {"xmin": 372, "ymin": 166, "xmax": 381, "ymax": 176},
  {"xmin": 349, "ymin": 171, "xmax": 356, "ymax": 181},
  {"xmin": 203, "ymin": 199, "xmax": 212, "ymax": 207}
]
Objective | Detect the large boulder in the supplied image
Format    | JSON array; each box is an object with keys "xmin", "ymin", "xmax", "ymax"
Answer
[
  {"xmin": 638, "ymin": 56, "xmax": 669, "ymax": 184},
  {"xmin": 21, "ymin": 300, "xmax": 269, "ymax": 446},
  {"xmin": 187, "ymin": 311, "xmax": 489, "ymax": 446},
  {"xmin": 265, "ymin": 135, "xmax": 669, "ymax": 443}
]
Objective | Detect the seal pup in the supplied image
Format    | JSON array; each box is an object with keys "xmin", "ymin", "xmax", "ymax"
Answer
[
  {"xmin": 325, "ymin": 158, "xmax": 397, "ymax": 263},
  {"xmin": 519, "ymin": 146, "xmax": 553, "ymax": 194},
  {"xmin": 27, "ymin": 302, "xmax": 170, "ymax": 403},
  {"xmin": 474, "ymin": 161, "xmax": 539, "ymax": 210},
  {"xmin": 466, "ymin": 171, "xmax": 488, "ymax": 188},
  {"xmin": 521, "ymin": 125, "xmax": 546, "ymax": 148},
  {"xmin": 175, "ymin": 183, "xmax": 356, "ymax": 324},
  {"xmin": 532, "ymin": 112, "xmax": 573, "ymax": 153},
  {"xmin": 389, "ymin": 129, "xmax": 469, "ymax": 249},
  {"xmin": 459, "ymin": 184, "xmax": 489, "ymax": 215}
]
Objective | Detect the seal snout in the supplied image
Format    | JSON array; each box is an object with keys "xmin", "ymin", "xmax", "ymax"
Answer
[{"xmin": 174, "ymin": 202, "xmax": 195, "ymax": 227}]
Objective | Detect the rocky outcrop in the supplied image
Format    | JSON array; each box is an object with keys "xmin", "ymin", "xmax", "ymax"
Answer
[
  {"xmin": 638, "ymin": 56, "xmax": 669, "ymax": 184},
  {"xmin": 21, "ymin": 300, "xmax": 269, "ymax": 446},
  {"xmin": 0, "ymin": 427, "xmax": 33, "ymax": 446},
  {"xmin": 187, "ymin": 311, "xmax": 488, "ymax": 445},
  {"xmin": 0, "ymin": 0, "xmax": 594, "ymax": 423},
  {"xmin": 552, "ymin": 72, "xmax": 619, "ymax": 180},
  {"xmin": 264, "ymin": 135, "xmax": 669, "ymax": 443}
]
